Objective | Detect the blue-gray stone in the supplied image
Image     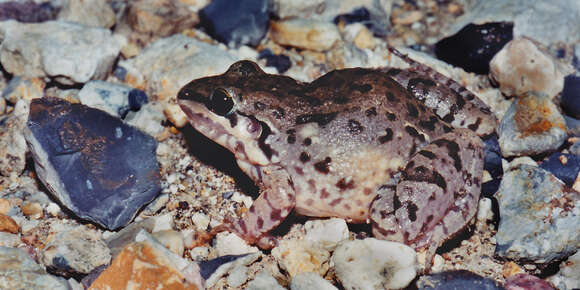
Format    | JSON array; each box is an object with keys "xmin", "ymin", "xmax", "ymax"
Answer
[
  {"xmin": 24, "ymin": 97, "xmax": 161, "ymax": 230},
  {"xmin": 561, "ymin": 75, "xmax": 580, "ymax": 119},
  {"xmin": 495, "ymin": 164, "xmax": 580, "ymax": 264},
  {"xmin": 417, "ymin": 270, "xmax": 503, "ymax": 290},
  {"xmin": 128, "ymin": 89, "xmax": 148, "ymax": 111},
  {"xmin": 539, "ymin": 152, "xmax": 580, "ymax": 186},
  {"xmin": 199, "ymin": 0, "xmax": 270, "ymax": 47}
]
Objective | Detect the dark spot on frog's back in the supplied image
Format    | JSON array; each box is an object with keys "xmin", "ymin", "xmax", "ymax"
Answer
[
  {"xmin": 350, "ymin": 83, "xmax": 372, "ymax": 93},
  {"xmin": 272, "ymin": 107, "xmax": 285, "ymax": 119},
  {"xmin": 407, "ymin": 103, "xmax": 419, "ymax": 118},
  {"xmin": 286, "ymin": 129, "xmax": 296, "ymax": 144},
  {"xmin": 386, "ymin": 92, "xmax": 398, "ymax": 102},
  {"xmin": 336, "ymin": 177, "xmax": 355, "ymax": 191},
  {"xmin": 419, "ymin": 116, "xmax": 439, "ymax": 131},
  {"xmin": 433, "ymin": 139, "xmax": 462, "ymax": 171},
  {"xmin": 378, "ymin": 128, "xmax": 393, "ymax": 143},
  {"xmin": 314, "ymin": 157, "xmax": 332, "ymax": 174},
  {"xmin": 385, "ymin": 68, "xmax": 402, "ymax": 76},
  {"xmin": 365, "ymin": 107, "xmax": 377, "ymax": 117},
  {"xmin": 407, "ymin": 77, "xmax": 436, "ymax": 95},
  {"xmin": 405, "ymin": 126, "xmax": 425, "ymax": 142},
  {"xmin": 299, "ymin": 152, "xmax": 310, "ymax": 163},
  {"xmin": 254, "ymin": 102, "xmax": 266, "ymax": 110},
  {"xmin": 385, "ymin": 111, "xmax": 397, "ymax": 121},
  {"xmin": 296, "ymin": 112, "xmax": 338, "ymax": 126},
  {"xmin": 347, "ymin": 119, "xmax": 364, "ymax": 134},
  {"xmin": 406, "ymin": 202, "xmax": 418, "ymax": 222},
  {"xmin": 418, "ymin": 150, "xmax": 436, "ymax": 159},
  {"xmin": 333, "ymin": 96, "xmax": 350, "ymax": 104}
]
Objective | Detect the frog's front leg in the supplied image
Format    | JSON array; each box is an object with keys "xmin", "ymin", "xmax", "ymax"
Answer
[
  {"xmin": 370, "ymin": 129, "xmax": 483, "ymax": 269},
  {"xmin": 213, "ymin": 165, "xmax": 296, "ymax": 249}
]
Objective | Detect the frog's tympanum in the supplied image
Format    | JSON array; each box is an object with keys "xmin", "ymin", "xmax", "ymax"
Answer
[{"xmin": 178, "ymin": 49, "xmax": 497, "ymax": 266}]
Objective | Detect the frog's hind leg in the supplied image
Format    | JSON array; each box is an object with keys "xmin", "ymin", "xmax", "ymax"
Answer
[
  {"xmin": 212, "ymin": 166, "xmax": 296, "ymax": 249},
  {"xmin": 371, "ymin": 129, "xmax": 483, "ymax": 270}
]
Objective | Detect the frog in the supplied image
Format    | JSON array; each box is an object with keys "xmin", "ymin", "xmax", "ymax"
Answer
[{"xmin": 177, "ymin": 48, "xmax": 497, "ymax": 264}]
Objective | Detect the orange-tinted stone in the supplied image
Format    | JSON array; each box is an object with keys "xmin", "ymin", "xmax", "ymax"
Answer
[{"xmin": 0, "ymin": 213, "xmax": 19, "ymax": 234}]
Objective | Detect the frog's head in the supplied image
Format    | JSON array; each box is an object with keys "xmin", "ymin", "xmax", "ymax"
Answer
[{"xmin": 178, "ymin": 60, "xmax": 297, "ymax": 167}]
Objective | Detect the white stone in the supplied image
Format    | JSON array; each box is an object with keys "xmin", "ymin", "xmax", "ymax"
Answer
[
  {"xmin": 125, "ymin": 101, "xmax": 166, "ymax": 137},
  {"xmin": 152, "ymin": 213, "xmax": 174, "ymax": 232},
  {"xmin": 151, "ymin": 229, "xmax": 185, "ymax": 256},
  {"xmin": 205, "ymin": 252, "xmax": 261, "ymax": 288},
  {"xmin": 332, "ymin": 238, "xmax": 417, "ymax": 290},
  {"xmin": 227, "ymin": 265, "xmax": 249, "ymax": 288},
  {"xmin": 0, "ymin": 20, "xmax": 124, "ymax": 85},
  {"xmin": 78, "ymin": 80, "xmax": 132, "ymax": 117},
  {"xmin": 291, "ymin": 272, "xmax": 338, "ymax": 290},
  {"xmin": 270, "ymin": 18, "xmax": 342, "ymax": 52},
  {"xmin": 191, "ymin": 212, "xmax": 210, "ymax": 231},
  {"xmin": 477, "ymin": 197, "xmax": 494, "ymax": 223},
  {"xmin": 57, "ymin": 0, "xmax": 116, "ymax": 28},
  {"xmin": 272, "ymin": 239, "xmax": 331, "ymax": 277},
  {"xmin": 548, "ymin": 251, "xmax": 580, "ymax": 290},
  {"xmin": 214, "ymin": 232, "xmax": 259, "ymax": 256},
  {"xmin": 0, "ymin": 232, "xmax": 21, "ymax": 247},
  {"xmin": 247, "ymin": 271, "xmax": 286, "ymax": 290},
  {"xmin": 305, "ymin": 218, "xmax": 349, "ymax": 251}
]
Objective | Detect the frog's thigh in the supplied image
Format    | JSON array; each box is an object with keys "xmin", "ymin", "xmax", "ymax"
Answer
[
  {"xmin": 371, "ymin": 128, "xmax": 483, "ymax": 250},
  {"xmin": 230, "ymin": 166, "xmax": 296, "ymax": 244}
]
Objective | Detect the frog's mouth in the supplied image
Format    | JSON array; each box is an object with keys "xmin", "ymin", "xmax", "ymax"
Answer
[{"xmin": 179, "ymin": 99, "xmax": 274, "ymax": 167}]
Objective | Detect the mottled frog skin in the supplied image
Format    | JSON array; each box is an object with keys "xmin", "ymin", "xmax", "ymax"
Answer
[{"xmin": 178, "ymin": 51, "xmax": 497, "ymax": 260}]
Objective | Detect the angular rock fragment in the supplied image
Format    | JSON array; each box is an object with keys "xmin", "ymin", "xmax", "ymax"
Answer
[
  {"xmin": 24, "ymin": 97, "xmax": 161, "ymax": 230},
  {"xmin": 0, "ymin": 246, "xmax": 69, "ymax": 289},
  {"xmin": 416, "ymin": 270, "xmax": 503, "ymax": 289}
]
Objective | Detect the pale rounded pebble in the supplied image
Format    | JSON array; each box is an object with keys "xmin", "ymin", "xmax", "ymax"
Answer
[
  {"xmin": 270, "ymin": 18, "xmax": 341, "ymax": 52},
  {"xmin": 45, "ymin": 202, "xmax": 60, "ymax": 217},
  {"xmin": 291, "ymin": 272, "xmax": 338, "ymax": 290},
  {"xmin": 332, "ymin": 238, "xmax": 417, "ymax": 290},
  {"xmin": 125, "ymin": 101, "xmax": 166, "ymax": 137},
  {"xmin": 247, "ymin": 270, "xmax": 285, "ymax": 290},
  {"xmin": 227, "ymin": 265, "xmax": 249, "ymax": 288},
  {"xmin": 191, "ymin": 212, "xmax": 210, "ymax": 231},
  {"xmin": 152, "ymin": 213, "xmax": 174, "ymax": 232},
  {"xmin": 164, "ymin": 103, "xmax": 188, "ymax": 128},
  {"xmin": 152, "ymin": 229, "xmax": 185, "ymax": 256},
  {"xmin": 477, "ymin": 197, "xmax": 494, "ymax": 223},
  {"xmin": 78, "ymin": 80, "xmax": 132, "ymax": 118},
  {"xmin": 272, "ymin": 239, "xmax": 331, "ymax": 277},
  {"xmin": 0, "ymin": 199, "xmax": 11, "ymax": 215},
  {"xmin": 214, "ymin": 232, "xmax": 259, "ymax": 256},
  {"xmin": 305, "ymin": 218, "xmax": 349, "ymax": 251}
]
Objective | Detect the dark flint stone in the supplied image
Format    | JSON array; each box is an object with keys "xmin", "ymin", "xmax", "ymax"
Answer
[
  {"xmin": 417, "ymin": 270, "xmax": 504, "ymax": 289},
  {"xmin": 113, "ymin": 66, "xmax": 127, "ymax": 81},
  {"xmin": 539, "ymin": 152, "xmax": 580, "ymax": 187},
  {"xmin": 258, "ymin": 49, "xmax": 291, "ymax": 73},
  {"xmin": 0, "ymin": 1, "xmax": 58, "ymax": 23},
  {"xmin": 199, "ymin": 0, "xmax": 270, "ymax": 47},
  {"xmin": 560, "ymin": 75, "xmax": 580, "ymax": 119},
  {"xmin": 199, "ymin": 254, "xmax": 248, "ymax": 280},
  {"xmin": 333, "ymin": 6, "xmax": 389, "ymax": 36},
  {"xmin": 483, "ymin": 134, "xmax": 503, "ymax": 179},
  {"xmin": 25, "ymin": 97, "xmax": 161, "ymax": 230},
  {"xmin": 128, "ymin": 89, "xmax": 148, "ymax": 111},
  {"xmin": 435, "ymin": 22, "xmax": 513, "ymax": 74}
]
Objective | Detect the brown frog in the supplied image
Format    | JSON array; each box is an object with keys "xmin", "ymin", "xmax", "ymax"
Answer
[{"xmin": 177, "ymin": 49, "xmax": 497, "ymax": 263}]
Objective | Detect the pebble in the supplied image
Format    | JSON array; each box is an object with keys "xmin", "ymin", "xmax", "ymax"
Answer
[
  {"xmin": 0, "ymin": 232, "xmax": 20, "ymax": 247},
  {"xmin": 0, "ymin": 214, "xmax": 19, "ymax": 234},
  {"xmin": 227, "ymin": 265, "xmax": 249, "ymax": 288},
  {"xmin": 476, "ymin": 197, "xmax": 494, "ymax": 223},
  {"xmin": 342, "ymin": 23, "xmax": 376, "ymax": 50},
  {"xmin": 78, "ymin": 80, "xmax": 134, "ymax": 118},
  {"xmin": 191, "ymin": 212, "xmax": 210, "ymax": 232},
  {"xmin": 435, "ymin": 22, "xmax": 513, "ymax": 74},
  {"xmin": 125, "ymin": 0, "xmax": 199, "ymax": 38},
  {"xmin": 304, "ymin": 218, "xmax": 349, "ymax": 251},
  {"xmin": 25, "ymin": 98, "xmax": 161, "ymax": 230},
  {"xmin": 505, "ymin": 274, "xmax": 555, "ymax": 290},
  {"xmin": 548, "ymin": 250, "xmax": 580, "ymax": 290},
  {"xmin": 498, "ymin": 91, "xmax": 566, "ymax": 157},
  {"xmin": 118, "ymin": 34, "xmax": 236, "ymax": 100},
  {"xmin": 416, "ymin": 270, "xmax": 503, "ymax": 289},
  {"xmin": 272, "ymin": 239, "xmax": 331, "ymax": 277},
  {"xmin": 0, "ymin": 20, "xmax": 124, "ymax": 85},
  {"xmin": 199, "ymin": 0, "xmax": 270, "ymax": 47},
  {"xmin": 560, "ymin": 75, "xmax": 580, "ymax": 119},
  {"xmin": 214, "ymin": 232, "xmax": 259, "ymax": 256},
  {"xmin": 128, "ymin": 88, "xmax": 148, "ymax": 111},
  {"xmin": 0, "ymin": 199, "xmax": 10, "ymax": 215},
  {"xmin": 246, "ymin": 270, "xmax": 286, "ymax": 290},
  {"xmin": 125, "ymin": 101, "xmax": 166, "ymax": 138},
  {"xmin": 539, "ymin": 153, "xmax": 580, "ymax": 186},
  {"xmin": 0, "ymin": 99, "xmax": 28, "ymax": 177},
  {"xmin": 483, "ymin": 135, "xmax": 503, "ymax": 179},
  {"xmin": 495, "ymin": 164, "xmax": 580, "ymax": 264},
  {"xmin": 270, "ymin": 18, "xmax": 342, "ymax": 52},
  {"xmin": 489, "ymin": 38, "xmax": 566, "ymax": 98},
  {"xmin": 291, "ymin": 272, "xmax": 338, "ymax": 290},
  {"xmin": 257, "ymin": 49, "xmax": 292, "ymax": 73},
  {"xmin": 332, "ymin": 238, "xmax": 417, "ymax": 290},
  {"xmin": 0, "ymin": 246, "xmax": 69, "ymax": 289},
  {"xmin": 20, "ymin": 202, "xmax": 42, "ymax": 219},
  {"xmin": 200, "ymin": 252, "xmax": 261, "ymax": 288},
  {"xmin": 1, "ymin": 76, "xmax": 45, "ymax": 104},
  {"xmin": 105, "ymin": 217, "xmax": 156, "ymax": 258},
  {"xmin": 57, "ymin": 0, "xmax": 115, "ymax": 28},
  {"xmin": 40, "ymin": 226, "xmax": 111, "ymax": 276},
  {"xmin": 273, "ymin": 0, "xmax": 325, "ymax": 19},
  {"xmin": 0, "ymin": 1, "xmax": 58, "ymax": 22},
  {"xmin": 163, "ymin": 103, "xmax": 188, "ymax": 128},
  {"xmin": 151, "ymin": 229, "xmax": 185, "ymax": 256}
]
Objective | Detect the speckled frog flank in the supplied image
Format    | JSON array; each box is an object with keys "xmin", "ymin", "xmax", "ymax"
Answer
[{"xmin": 178, "ymin": 54, "xmax": 494, "ymax": 260}]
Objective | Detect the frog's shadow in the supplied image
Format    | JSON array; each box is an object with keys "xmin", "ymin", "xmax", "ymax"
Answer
[{"xmin": 180, "ymin": 124, "xmax": 258, "ymax": 196}]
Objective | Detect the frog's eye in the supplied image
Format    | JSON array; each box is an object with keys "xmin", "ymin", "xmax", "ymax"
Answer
[{"xmin": 207, "ymin": 88, "xmax": 235, "ymax": 116}]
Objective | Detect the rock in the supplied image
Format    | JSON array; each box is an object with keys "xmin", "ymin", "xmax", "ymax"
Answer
[
  {"xmin": 190, "ymin": 212, "xmax": 210, "ymax": 231},
  {"xmin": 0, "ymin": 97, "xmax": 5, "ymax": 115},
  {"xmin": 560, "ymin": 75, "xmax": 580, "ymax": 119},
  {"xmin": 342, "ymin": 23, "xmax": 376, "ymax": 50},
  {"xmin": 476, "ymin": 197, "xmax": 494, "ymax": 223},
  {"xmin": 247, "ymin": 270, "xmax": 285, "ymax": 290},
  {"xmin": 291, "ymin": 272, "xmax": 338, "ymax": 290},
  {"xmin": 498, "ymin": 91, "xmax": 566, "ymax": 157},
  {"xmin": 105, "ymin": 217, "xmax": 157, "ymax": 258},
  {"xmin": 90, "ymin": 238, "xmax": 203, "ymax": 289},
  {"xmin": 0, "ymin": 20, "xmax": 124, "ymax": 85},
  {"xmin": 272, "ymin": 0, "xmax": 325, "ymax": 19},
  {"xmin": 0, "ymin": 199, "xmax": 10, "ymax": 215},
  {"xmin": 1, "ymin": 77, "xmax": 45, "ymax": 104},
  {"xmin": 0, "ymin": 99, "xmax": 28, "ymax": 177},
  {"xmin": 416, "ymin": 270, "xmax": 503, "ymax": 289},
  {"xmin": 334, "ymin": 5, "xmax": 390, "ymax": 36},
  {"xmin": 0, "ymin": 232, "xmax": 20, "ymax": 247},
  {"xmin": 125, "ymin": 101, "xmax": 166, "ymax": 138},
  {"xmin": 78, "ymin": 80, "xmax": 134, "ymax": 118},
  {"xmin": 257, "ymin": 49, "xmax": 292, "ymax": 73},
  {"xmin": 271, "ymin": 19, "xmax": 342, "ymax": 52},
  {"xmin": 304, "ymin": 218, "xmax": 349, "ymax": 251},
  {"xmin": 495, "ymin": 164, "xmax": 580, "ymax": 263},
  {"xmin": 126, "ymin": 0, "xmax": 199, "ymax": 37},
  {"xmin": 332, "ymin": 238, "xmax": 417, "ymax": 290},
  {"xmin": 435, "ymin": 22, "xmax": 513, "ymax": 74},
  {"xmin": 20, "ymin": 202, "xmax": 42, "ymax": 219},
  {"xmin": 0, "ymin": 1, "xmax": 58, "ymax": 23},
  {"xmin": 489, "ymin": 38, "xmax": 566, "ymax": 98},
  {"xmin": 0, "ymin": 246, "xmax": 69, "ymax": 289},
  {"xmin": 214, "ymin": 232, "xmax": 259, "ymax": 256},
  {"xmin": 483, "ymin": 135, "xmax": 503, "ymax": 179},
  {"xmin": 272, "ymin": 239, "xmax": 331, "ymax": 277},
  {"xmin": 441, "ymin": 0, "xmax": 580, "ymax": 48},
  {"xmin": 128, "ymin": 89, "xmax": 148, "ymax": 111},
  {"xmin": 199, "ymin": 253, "xmax": 261, "ymax": 288},
  {"xmin": 199, "ymin": 0, "xmax": 270, "ymax": 47},
  {"xmin": 226, "ymin": 265, "xmax": 249, "ymax": 288},
  {"xmin": 118, "ymin": 34, "xmax": 236, "ymax": 100},
  {"xmin": 151, "ymin": 230, "xmax": 184, "ymax": 256},
  {"xmin": 505, "ymin": 274, "xmax": 555, "ymax": 290},
  {"xmin": 565, "ymin": 115, "xmax": 580, "ymax": 137},
  {"xmin": 0, "ymin": 214, "xmax": 19, "ymax": 234},
  {"xmin": 40, "ymin": 226, "xmax": 111, "ymax": 276},
  {"xmin": 57, "ymin": 0, "xmax": 115, "ymax": 28},
  {"xmin": 539, "ymin": 153, "xmax": 580, "ymax": 187},
  {"xmin": 25, "ymin": 98, "xmax": 161, "ymax": 230},
  {"xmin": 548, "ymin": 251, "xmax": 580, "ymax": 290},
  {"xmin": 163, "ymin": 103, "xmax": 188, "ymax": 128}
]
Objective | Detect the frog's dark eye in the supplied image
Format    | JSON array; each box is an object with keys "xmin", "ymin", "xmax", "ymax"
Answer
[{"xmin": 207, "ymin": 88, "xmax": 235, "ymax": 116}]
